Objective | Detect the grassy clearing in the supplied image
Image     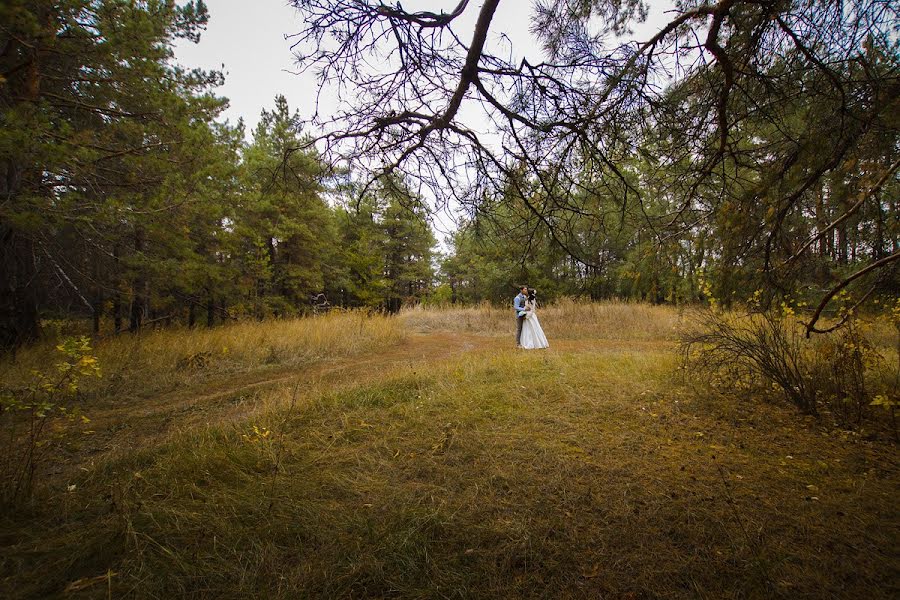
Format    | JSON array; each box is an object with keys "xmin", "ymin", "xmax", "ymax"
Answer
[
  {"xmin": 401, "ymin": 298, "xmax": 683, "ymax": 341},
  {"xmin": 2, "ymin": 322, "xmax": 897, "ymax": 599}
]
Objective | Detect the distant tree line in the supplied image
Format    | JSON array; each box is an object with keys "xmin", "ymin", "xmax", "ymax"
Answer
[
  {"xmin": 440, "ymin": 139, "xmax": 899, "ymax": 307},
  {"xmin": 3, "ymin": 1, "xmax": 897, "ymax": 350},
  {"xmin": 289, "ymin": 0, "xmax": 900, "ymax": 331}
]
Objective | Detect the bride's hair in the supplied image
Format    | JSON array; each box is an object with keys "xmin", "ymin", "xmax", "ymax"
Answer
[{"xmin": 528, "ymin": 288, "xmax": 536, "ymax": 301}]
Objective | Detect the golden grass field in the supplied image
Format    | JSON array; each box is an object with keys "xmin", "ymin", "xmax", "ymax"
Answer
[{"xmin": 0, "ymin": 303, "xmax": 897, "ymax": 599}]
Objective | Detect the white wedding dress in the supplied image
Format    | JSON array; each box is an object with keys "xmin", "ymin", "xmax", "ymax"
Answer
[{"xmin": 520, "ymin": 301, "xmax": 549, "ymax": 349}]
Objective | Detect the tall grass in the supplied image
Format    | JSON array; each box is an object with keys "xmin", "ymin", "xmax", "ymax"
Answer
[
  {"xmin": 0, "ymin": 311, "xmax": 405, "ymax": 400},
  {"xmin": 2, "ymin": 346, "xmax": 896, "ymax": 599},
  {"xmin": 680, "ymin": 306, "xmax": 899, "ymax": 430},
  {"xmin": 402, "ymin": 297, "xmax": 683, "ymax": 341}
]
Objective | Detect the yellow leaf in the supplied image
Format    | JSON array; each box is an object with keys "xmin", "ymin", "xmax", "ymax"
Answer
[{"xmin": 581, "ymin": 564, "xmax": 602, "ymax": 579}]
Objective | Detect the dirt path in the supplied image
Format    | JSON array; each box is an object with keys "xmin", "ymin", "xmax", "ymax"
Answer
[
  {"xmin": 51, "ymin": 332, "xmax": 501, "ymax": 478},
  {"xmin": 49, "ymin": 332, "xmax": 673, "ymax": 481}
]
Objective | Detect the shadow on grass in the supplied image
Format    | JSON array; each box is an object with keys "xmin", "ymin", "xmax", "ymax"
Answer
[{"xmin": 2, "ymin": 349, "xmax": 897, "ymax": 599}]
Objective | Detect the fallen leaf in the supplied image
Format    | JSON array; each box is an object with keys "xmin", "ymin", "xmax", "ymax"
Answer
[{"xmin": 581, "ymin": 564, "xmax": 602, "ymax": 579}]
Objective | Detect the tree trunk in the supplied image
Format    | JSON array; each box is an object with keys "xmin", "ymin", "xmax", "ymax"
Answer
[
  {"xmin": 836, "ymin": 192, "xmax": 852, "ymax": 265},
  {"xmin": 91, "ymin": 251, "xmax": 103, "ymax": 335},
  {"xmin": 113, "ymin": 244, "xmax": 123, "ymax": 333},
  {"xmin": 0, "ymin": 226, "xmax": 41, "ymax": 350},
  {"xmin": 206, "ymin": 290, "xmax": 214, "ymax": 328},
  {"xmin": 188, "ymin": 300, "xmax": 196, "ymax": 328},
  {"xmin": 0, "ymin": 26, "xmax": 45, "ymax": 351},
  {"xmin": 92, "ymin": 293, "xmax": 102, "ymax": 335},
  {"xmin": 129, "ymin": 227, "xmax": 145, "ymax": 333},
  {"xmin": 874, "ymin": 192, "xmax": 885, "ymax": 260},
  {"xmin": 815, "ymin": 185, "xmax": 828, "ymax": 257}
]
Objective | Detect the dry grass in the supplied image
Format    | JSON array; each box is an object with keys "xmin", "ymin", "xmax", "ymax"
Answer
[
  {"xmin": 0, "ymin": 311, "xmax": 404, "ymax": 401},
  {"xmin": 679, "ymin": 307, "xmax": 899, "ymax": 431},
  {"xmin": 0, "ymin": 304, "xmax": 897, "ymax": 599},
  {"xmin": 402, "ymin": 298, "xmax": 683, "ymax": 341}
]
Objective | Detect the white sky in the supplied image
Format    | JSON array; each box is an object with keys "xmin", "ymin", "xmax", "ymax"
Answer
[
  {"xmin": 173, "ymin": 0, "xmax": 675, "ymax": 133},
  {"xmin": 172, "ymin": 1, "xmax": 677, "ymax": 246},
  {"xmin": 173, "ymin": 1, "xmax": 309, "ymax": 132}
]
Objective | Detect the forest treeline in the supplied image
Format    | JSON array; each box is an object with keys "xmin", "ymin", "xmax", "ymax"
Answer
[
  {"xmin": 1, "ymin": 1, "xmax": 897, "ymax": 349},
  {"xmin": 0, "ymin": 1, "xmax": 440, "ymax": 347}
]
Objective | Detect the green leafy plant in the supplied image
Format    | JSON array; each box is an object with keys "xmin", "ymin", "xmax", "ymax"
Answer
[{"xmin": 1, "ymin": 336, "xmax": 101, "ymax": 507}]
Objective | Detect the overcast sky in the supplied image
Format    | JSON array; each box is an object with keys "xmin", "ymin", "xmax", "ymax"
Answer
[
  {"xmin": 173, "ymin": 1, "xmax": 674, "ymax": 134},
  {"xmin": 173, "ymin": 1, "xmax": 307, "ymax": 132},
  {"xmin": 172, "ymin": 1, "xmax": 675, "ymax": 244},
  {"xmin": 170, "ymin": 1, "xmax": 553, "ymax": 244}
]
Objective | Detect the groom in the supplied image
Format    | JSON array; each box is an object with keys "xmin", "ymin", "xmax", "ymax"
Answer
[{"xmin": 514, "ymin": 285, "xmax": 529, "ymax": 347}]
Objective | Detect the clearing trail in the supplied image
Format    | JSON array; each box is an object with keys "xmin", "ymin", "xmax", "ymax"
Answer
[
  {"xmin": 51, "ymin": 331, "xmax": 669, "ymax": 481},
  {"xmin": 53, "ymin": 332, "xmax": 503, "ymax": 479}
]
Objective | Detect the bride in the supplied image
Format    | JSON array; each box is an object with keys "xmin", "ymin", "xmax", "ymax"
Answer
[{"xmin": 520, "ymin": 289, "xmax": 549, "ymax": 349}]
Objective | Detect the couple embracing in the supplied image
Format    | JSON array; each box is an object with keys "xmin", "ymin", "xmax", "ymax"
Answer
[{"xmin": 514, "ymin": 286, "xmax": 549, "ymax": 349}]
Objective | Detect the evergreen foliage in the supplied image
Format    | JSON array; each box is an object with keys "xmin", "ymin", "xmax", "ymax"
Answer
[{"xmin": 2, "ymin": 1, "xmax": 897, "ymax": 346}]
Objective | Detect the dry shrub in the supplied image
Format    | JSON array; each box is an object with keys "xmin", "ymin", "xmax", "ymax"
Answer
[
  {"xmin": 401, "ymin": 298, "xmax": 681, "ymax": 341},
  {"xmin": 812, "ymin": 319, "xmax": 898, "ymax": 429},
  {"xmin": 680, "ymin": 307, "xmax": 896, "ymax": 428},
  {"xmin": 680, "ymin": 309, "xmax": 816, "ymax": 412}
]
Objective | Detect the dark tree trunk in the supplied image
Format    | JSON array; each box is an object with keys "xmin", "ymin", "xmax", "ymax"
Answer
[
  {"xmin": 874, "ymin": 192, "xmax": 885, "ymax": 260},
  {"xmin": 188, "ymin": 300, "xmax": 196, "ymax": 328},
  {"xmin": 92, "ymin": 293, "xmax": 102, "ymax": 335},
  {"xmin": 91, "ymin": 252, "xmax": 103, "ymax": 335},
  {"xmin": 206, "ymin": 290, "xmax": 214, "ymax": 328},
  {"xmin": 129, "ymin": 297, "xmax": 142, "ymax": 332},
  {"xmin": 113, "ymin": 293, "xmax": 122, "ymax": 333},
  {"xmin": 0, "ymin": 226, "xmax": 41, "ymax": 350},
  {"xmin": 815, "ymin": 186, "xmax": 828, "ymax": 257},
  {"xmin": 129, "ymin": 228, "xmax": 146, "ymax": 333},
  {"xmin": 113, "ymin": 243, "xmax": 123, "ymax": 334},
  {"xmin": 893, "ymin": 196, "xmax": 899, "ymax": 254},
  {"xmin": 836, "ymin": 196, "xmax": 849, "ymax": 265},
  {"xmin": 0, "ymin": 28, "xmax": 45, "ymax": 351}
]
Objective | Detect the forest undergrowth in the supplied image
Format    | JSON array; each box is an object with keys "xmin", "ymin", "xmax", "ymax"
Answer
[{"xmin": 0, "ymin": 302, "xmax": 897, "ymax": 599}]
